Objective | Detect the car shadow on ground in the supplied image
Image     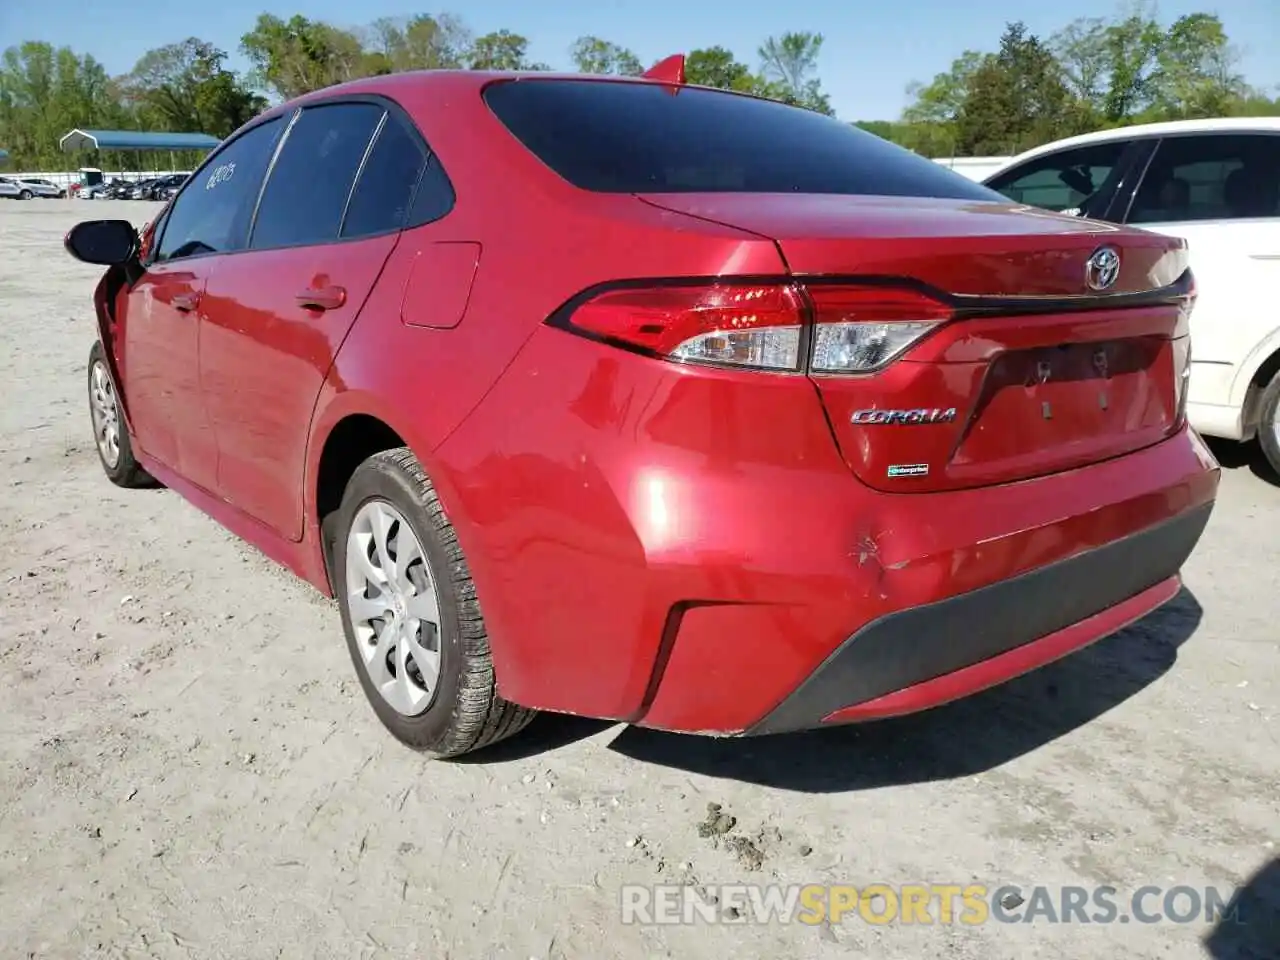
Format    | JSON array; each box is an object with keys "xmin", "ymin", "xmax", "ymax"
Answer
[
  {"xmin": 465, "ymin": 587, "xmax": 1203, "ymax": 793},
  {"xmin": 1203, "ymin": 436, "xmax": 1279, "ymax": 485},
  {"xmin": 1202, "ymin": 856, "xmax": 1279, "ymax": 960}
]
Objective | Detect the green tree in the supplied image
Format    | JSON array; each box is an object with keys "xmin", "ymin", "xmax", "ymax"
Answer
[
  {"xmin": 467, "ymin": 30, "xmax": 548, "ymax": 71},
  {"xmin": 120, "ymin": 39, "xmax": 264, "ymax": 138},
  {"xmin": 0, "ymin": 41, "xmax": 130, "ymax": 167},
  {"xmin": 902, "ymin": 50, "xmax": 984, "ymax": 127},
  {"xmin": 240, "ymin": 14, "xmax": 379, "ymax": 100},
  {"xmin": 1052, "ymin": 7, "xmax": 1255, "ymax": 125},
  {"xmin": 1097, "ymin": 5, "xmax": 1165, "ymax": 121},
  {"xmin": 570, "ymin": 36, "xmax": 642, "ymax": 76},
  {"xmin": 366, "ymin": 14, "xmax": 470, "ymax": 71},
  {"xmin": 757, "ymin": 31, "xmax": 833, "ymax": 114},
  {"xmin": 1149, "ymin": 13, "xmax": 1247, "ymax": 119},
  {"xmin": 684, "ymin": 46, "xmax": 758, "ymax": 92},
  {"xmin": 1050, "ymin": 17, "xmax": 1109, "ymax": 117},
  {"xmin": 954, "ymin": 22, "xmax": 1074, "ymax": 155}
]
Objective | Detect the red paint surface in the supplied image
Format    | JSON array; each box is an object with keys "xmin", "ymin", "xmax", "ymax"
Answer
[{"xmin": 87, "ymin": 71, "xmax": 1219, "ymax": 736}]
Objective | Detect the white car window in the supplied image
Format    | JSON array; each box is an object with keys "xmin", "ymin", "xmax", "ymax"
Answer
[
  {"xmin": 1128, "ymin": 134, "xmax": 1280, "ymax": 224},
  {"xmin": 985, "ymin": 141, "xmax": 1128, "ymax": 213}
]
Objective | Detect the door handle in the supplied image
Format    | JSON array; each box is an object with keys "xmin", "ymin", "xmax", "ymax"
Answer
[
  {"xmin": 295, "ymin": 285, "xmax": 347, "ymax": 311},
  {"xmin": 171, "ymin": 292, "xmax": 200, "ymax": 313}
]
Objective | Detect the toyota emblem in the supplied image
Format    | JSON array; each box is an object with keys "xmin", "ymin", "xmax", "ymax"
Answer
[{"xmin": 1085, "ymin": 246, "xmax": 1121, "ymax": 291}]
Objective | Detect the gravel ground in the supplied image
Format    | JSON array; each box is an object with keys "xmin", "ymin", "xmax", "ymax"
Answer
[{"xmin": 0, "ymin": 200, "xmax": 1276, "ymax": 960}]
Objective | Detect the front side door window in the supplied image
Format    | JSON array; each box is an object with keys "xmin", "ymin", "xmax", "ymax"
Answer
[
  {"xmin": 985, "ymin": 140, "xmax": 1130, "ymax": 215},
  {"xmin": 154, "ymin": 117, "xmax": 284, "ymax": 262}
]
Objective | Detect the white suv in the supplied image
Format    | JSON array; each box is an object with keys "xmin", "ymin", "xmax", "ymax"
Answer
[{"xmin": 984, "ymin": 118, "xmax": 1280, "ymax": 476}]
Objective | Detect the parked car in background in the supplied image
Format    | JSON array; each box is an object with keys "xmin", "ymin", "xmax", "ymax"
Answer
[
  {"xmin": 15, "ymin": 177, "xmax": 64, "ymax": 198},
  {"xmin": 63, "ymin": 67, "xmax": 1218, "ymax": 758},
  {"xmin": 105, "ymin": 179, "xmax": 136, "ymax": 200},
  {"xmin": 118, "ymin": 173, "xmax": 187, "ymax": 201},
  {"xmin": 149, "ymin": 173, "xmax": 189, "ymax": 201},
  {"xmin": 984, "ymin": 117, "xmax": 1280, "ymax": 477},
  {"xmin": 130, "ymin": 178, "xmax": 160, "ymax": 200}
]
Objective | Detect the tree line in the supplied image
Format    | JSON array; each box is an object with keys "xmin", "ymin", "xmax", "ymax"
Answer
[
  {"xmin": 0, "ymin": 2, "xmax": 1276, "ymax": 170},
  {"xmin": 860, "ymin": 6, "xmax": 1280, "ymax": 157}
]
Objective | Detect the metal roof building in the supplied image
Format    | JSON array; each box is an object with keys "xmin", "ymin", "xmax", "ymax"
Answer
[{"xmin": 59, "ymin": 129, "xmax": 221, "ymax": 152}]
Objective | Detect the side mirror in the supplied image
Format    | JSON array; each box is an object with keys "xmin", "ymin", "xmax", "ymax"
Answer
[{"xmin": 64, "ymin": 219, "xmax": 138, "ymax": 266}]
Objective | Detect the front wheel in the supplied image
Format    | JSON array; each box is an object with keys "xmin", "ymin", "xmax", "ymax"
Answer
[
  {"xmin": 333, "ymin": 448, "xmax": 537, "ymax": 757},
  {"xmin": 88, "ymin": 341, "xmax": 154, "ymax": 488},
  {"xmin": 1257, "ymin": 371, "xmax": 1280, "ymax": 482}
]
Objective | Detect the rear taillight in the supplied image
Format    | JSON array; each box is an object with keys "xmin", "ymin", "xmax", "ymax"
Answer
[
  {"xmin": 565, "ymin": 283, "xmax": 805, "ymax": 370},
  {"xmin": 807, "ymin": 286, "xmax": 952, "ymax": 374},
  {"xmin": 557, "ymin": 281, "xmax": 952, "ymax": 374}
]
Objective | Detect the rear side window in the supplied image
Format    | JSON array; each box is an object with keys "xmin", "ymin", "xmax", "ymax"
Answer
[
  {"xmin": 483, "ymin": 79, "xmax": 1000, "ymax": 200},
  {"xmin": 251, "ymin": 102, "xmax": 384, "ymax": 249},
  {"xmin": 341, "ymin": 115, "xmax": 428, "ymax": 239},
  {"xmin": 155, "ymin": 117, "xmax": 283, "ymax": 262},
  {"xmin": 1127, "ymin": 134, "xmax": 1280, "ymax": 224},
  {"xmin": 408, "ymin": 155, "xmax": 455, "ymax": 224},
  {"xmin": 985, "ymin": 141, "xmax": 1128, "ymax": 213}
]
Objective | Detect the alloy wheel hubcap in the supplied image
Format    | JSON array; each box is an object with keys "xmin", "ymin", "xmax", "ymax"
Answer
[
  {"xmin": 345, "ymin": 500, "xmax": 442, "ymax": 716},
  {"xmin": 90, "ymin": 361, "xmax": 120, "ymax": 469}
]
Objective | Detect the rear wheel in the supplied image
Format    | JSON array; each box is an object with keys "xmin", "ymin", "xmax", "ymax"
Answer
[
  {"xmin": 1258, "ymin": 371, "xmax": 1280, "ymax": 480},
  {"xmin": 18, "ymin": 189, "xmax": 31, "ymax": 200},
  {"xmin": 88, "ymin": 341, "xmax": 153, "ymax": 488},
  {"xmin": 333, "ymin": 448, "xmax": 536, "ymax": 757}
]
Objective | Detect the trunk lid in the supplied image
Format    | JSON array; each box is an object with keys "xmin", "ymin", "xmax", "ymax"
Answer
[{"xmin": 641, "ymin": 193, "xmax": 1193, "ymax": 492}]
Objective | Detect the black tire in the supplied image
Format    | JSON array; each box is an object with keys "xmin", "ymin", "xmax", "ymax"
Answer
[
  {"xmin": 1258, "ymin": 371, "xmax": 1280, "ymax": 480},
  {"xmin": 88, "ymin": 341, "xmax": 154, "ymax": 488},
  {"xmin": 333, "ymin": 448, "xmax": 536, "ymax": 757},
  {"xmin": 18, "ymin": 189, "xmax": 31, "ymax": 200}
]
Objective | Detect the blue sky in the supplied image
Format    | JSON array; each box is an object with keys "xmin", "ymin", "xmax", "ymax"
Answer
[{"xmin": 3, "ymin": 0, "xmax": 1277, "ymax": 119}]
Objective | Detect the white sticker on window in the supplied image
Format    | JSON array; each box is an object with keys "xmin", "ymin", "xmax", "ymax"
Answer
[{"xmin": 206, "ymin": 161, "xmax": 237, "ymax": 190}]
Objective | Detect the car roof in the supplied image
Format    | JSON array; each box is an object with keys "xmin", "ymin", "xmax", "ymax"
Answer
[{"xmin": 988, "ymin": 116, "xmax": 1280, "ymax": 177}]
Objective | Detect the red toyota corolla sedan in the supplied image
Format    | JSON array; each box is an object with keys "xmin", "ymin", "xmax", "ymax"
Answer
[{"xmin": 66, "ymin": 63, "xmax": 1219, "ymax": 758}]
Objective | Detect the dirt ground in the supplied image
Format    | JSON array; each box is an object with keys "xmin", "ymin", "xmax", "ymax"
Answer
[{"xmin": 0, "ymin": 200, "xmax": 1276, "ymax": 960}]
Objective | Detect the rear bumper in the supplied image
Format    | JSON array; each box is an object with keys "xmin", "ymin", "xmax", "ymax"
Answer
[{"xmin": 747, "ymin": 502, "xmax": 1209, "ymax": 735}]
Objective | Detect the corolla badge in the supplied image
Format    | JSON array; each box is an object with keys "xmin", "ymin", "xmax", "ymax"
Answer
[
  {"xmin": 1085, "ymin": 245, "xmax": 1121, "ymax": 291},
  {"xmin": 851, "ymin": 407, "xmax": 958, "ymax": 425}
]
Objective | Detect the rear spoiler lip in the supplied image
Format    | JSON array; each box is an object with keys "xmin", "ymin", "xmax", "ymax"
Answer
[{"xmin": 946, "ymin": 266, "xmax": 1194, "ymax": 319}]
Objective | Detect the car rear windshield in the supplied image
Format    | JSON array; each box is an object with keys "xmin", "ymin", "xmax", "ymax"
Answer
[{"xmin": 483, "ymin": 78, "xmax": 1001, "ymax": 200}]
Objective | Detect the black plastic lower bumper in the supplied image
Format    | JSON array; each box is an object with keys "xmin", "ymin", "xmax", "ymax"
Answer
[{"xmin": 746, "ymin": 501, "xmax": 1214, "ymax": 736}]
